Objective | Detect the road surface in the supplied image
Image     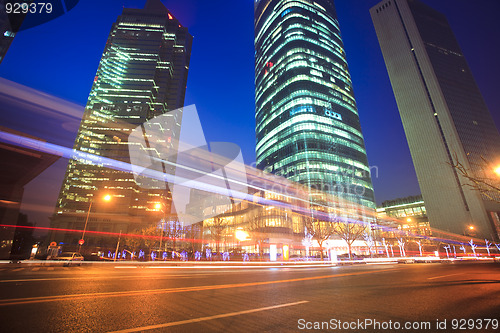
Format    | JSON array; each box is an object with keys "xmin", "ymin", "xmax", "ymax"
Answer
[{"xmin": 0, "ymin": 261, "xmax": 498, "ymax": 332}]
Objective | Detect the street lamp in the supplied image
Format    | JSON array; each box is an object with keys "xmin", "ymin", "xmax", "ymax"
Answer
[
  {"xmin": 153, "ymin": 202, "xmax": 166, "ymax": 252},
  {"xmin": 79, "ymin": 194, "xmax": 112, "ymax": 253},
  {"xmin": 494, "ymin": 166, "xmax": 500, "ymax": 177},
  {"xmin": 235, "ymin": 228, "xmax": 249, "ymax": 242},
  {"xmin": 464, "ymin": 224, "xmax": 476, "ymax": 237},
  {"xmin": 235, "ymin": 228, "xmax": 249, "ymax": 258}
]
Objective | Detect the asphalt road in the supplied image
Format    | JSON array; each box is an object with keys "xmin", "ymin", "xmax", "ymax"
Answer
[{"xmin": 0, "ymin": 262, "xmax": 499, "ymax": 332}]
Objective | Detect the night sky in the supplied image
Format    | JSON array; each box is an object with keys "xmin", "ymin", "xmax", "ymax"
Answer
[{"xmin": 1, "ymin": 0, "xmax": 499, "ymax": 228}]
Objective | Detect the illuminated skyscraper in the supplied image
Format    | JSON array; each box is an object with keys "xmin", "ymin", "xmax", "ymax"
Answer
[
  {"xmin": 371, "ymin": 0, "xmax": 500, "ymax": 240},
  {"xmin": 50, "ymin": 0, "xmax": 192, "ymax": 248},
  {"xmin": 254, "ymin": 0, "xmax": 375, "ymax": 208}
]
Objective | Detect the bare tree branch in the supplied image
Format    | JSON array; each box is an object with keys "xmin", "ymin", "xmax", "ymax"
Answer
[
  {"xmin": 305, "ymin": 218, "xmax": 336, "ymax": 260},
  {"xmin": 207, "ymin": 217, "xmax": 225, "ymax": 253},
  {"xmin": 450, "ymin": 154, "xmax": 500, "ymax": 203},
  {"xmin": 333, "ymin": 221, "xmax": 367, "ymax": 259}
]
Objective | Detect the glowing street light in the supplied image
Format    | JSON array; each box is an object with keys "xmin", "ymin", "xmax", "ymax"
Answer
[
  {"xmin": 235, "ymin": 228, "xmax": 249, "ymax": 242},
  {"xmin": 495, "ymin": 165, "xmax": 500, "ymax": 177},
  {"xmin": 153, "ymin": 202, "xmax": 166, "ymax": 252},
  {"xmin": 79, "ymin": 194, "xmax": 112, "ymax": 253},
  {"xmin": 468, "ymin": 225, "xmax": 475, "ymax": 231}
]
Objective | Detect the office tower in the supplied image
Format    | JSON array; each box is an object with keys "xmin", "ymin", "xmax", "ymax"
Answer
[
  {"xmin": 254, "ymin": 0, "xmax": 375, "ymax": 209},
  {"xmin": 371, "ymin": 0, "xmax": 500, "ymax": 240},
  {"xmin": 50, "ymin": 0, "xmax": 192, "ymax": 248}
]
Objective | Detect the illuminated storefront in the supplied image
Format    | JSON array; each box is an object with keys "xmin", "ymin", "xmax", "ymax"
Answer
[{"xmin": 377, "ymin": 195, "xmax": 431, "ymax": 237}]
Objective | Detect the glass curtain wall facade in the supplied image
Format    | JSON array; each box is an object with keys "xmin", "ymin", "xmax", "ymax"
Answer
[
  {"xmin": 50, "ymin": 0, "xmax": 192, "ymax": 248},
  {"xmin": 254, "ymin": 0, "xmax": 375, "ymax": 208},
  {"xmin": 371, "ymin": 0, "xmax": 500, "ymax": 240}
]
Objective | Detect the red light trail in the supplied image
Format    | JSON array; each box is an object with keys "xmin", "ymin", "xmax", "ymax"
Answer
[{"xmin": 0, "ymin": 224, "xmax": 205, "ymax": 243}]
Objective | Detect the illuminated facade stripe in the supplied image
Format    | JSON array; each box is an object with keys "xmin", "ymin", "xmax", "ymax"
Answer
[{"xmin": 255, "ymin": 0, "xmax": 375, "ymax": 208}]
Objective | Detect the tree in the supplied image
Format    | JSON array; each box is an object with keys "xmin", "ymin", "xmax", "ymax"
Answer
[
  {"xmin": 305, "ymin": 218, "xmax": 336, "ymax": 260},
  {"xmin": 164, "ymin": 220, "xmax": 183, "ymax": 251},
  {"xmin": 363, "ymin": 232, "xmax": 374, "ymax": 258},
  {"xmin": 333, "ymin": 221, "xmax": 367, "ymax": 259},
  {"xmin": 123, "ymin": 225, "xmax": 159, "ymax": 252},
  {"xmin": 248, "ymin": 215, "xmax": 266, "ymax": 258},
  {"xmin": 10, "ymin": 213, "xmax": 35, "ymax": 260},
  {"xmin": 451, "ymin": 156, "xmax": 500, "ymax": 203},
  {"xmin": 207, "ymin": 217, "xmax": 225, "ymax": 253},
  {"xmin": 184, "ymin": 223, "xmax": 202, "ymax": 253}
]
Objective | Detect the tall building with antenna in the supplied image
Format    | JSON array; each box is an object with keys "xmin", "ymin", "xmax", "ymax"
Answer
[{"xmin": 50, "ymin": 0, "xmax": 192, "ymax": 248}]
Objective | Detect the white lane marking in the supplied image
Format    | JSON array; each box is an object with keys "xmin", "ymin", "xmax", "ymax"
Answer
[
  {"xmin": 107, "ymin": 300, "xmax": 309, "ymax": 333},
  {"xmin": 427, "ymin": 273, "xmax": 463, "ymax": 280},
  {"xmin": 47, "ymin": 267, "xmax": 54, "ymax": 271},
  {"xmin": 32, "ymin": 267, "xmax": 40, "ymax": 271},
  {"xmin": 114, "ymin": 266, "xmax": 137, "ymax": 269},
  {"xmin": 12, "ymin": 268, "xmax": 24, "ymax": 272}
]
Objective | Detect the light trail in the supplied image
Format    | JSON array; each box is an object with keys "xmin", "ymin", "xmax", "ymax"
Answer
[
  {"xmin": 0, "ymin": 130, "xmax": 492, "ymax": 248},
  {"xmin": 0, "ymin": 129, "xmax": 373, "ymax": 225},
  {"xmin": 0, "ymin": 224, "xmax": 204, "ymax": 243},
  {"xmin": 1, "ymin": 222, "xmax": 484, "ymax": 250}
]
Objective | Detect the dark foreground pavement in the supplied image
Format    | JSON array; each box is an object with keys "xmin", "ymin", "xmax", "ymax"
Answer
[{"xmin": 0, "ymin": 262, "xmax": 499, "ymax": 332}]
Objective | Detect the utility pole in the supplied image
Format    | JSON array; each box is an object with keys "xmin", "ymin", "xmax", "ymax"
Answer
[{"xmin": 114, "ymin": 230, "xmax": 122, "ymax": 262}]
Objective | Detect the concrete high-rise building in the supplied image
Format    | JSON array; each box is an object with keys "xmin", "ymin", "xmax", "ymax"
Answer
[
  {"xmin": 254, "ymin": 0, "xmax": 375, "ymax": 209},
  {"xmin": 371, "ymin": 0, "xmax": 500, "ymax": 240},
  {"xmin": 50, "ymin": 0, "xmax": 192, "ymax": 249}
]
